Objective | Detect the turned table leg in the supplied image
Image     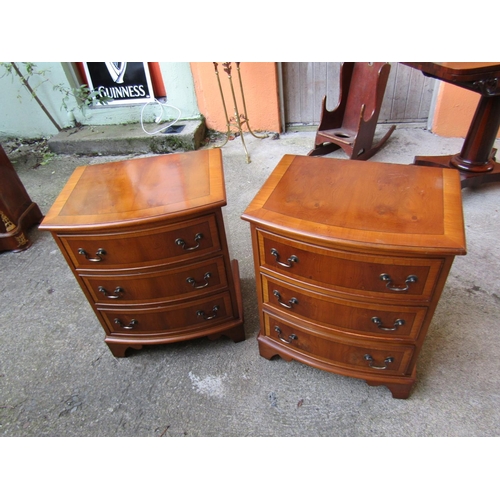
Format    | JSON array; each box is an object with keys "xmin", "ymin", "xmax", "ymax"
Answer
[
  {"xmin": 415, "ymin": 94, "xmax": 500, "ymax": 188},
  {"xmin": 450, "ymin": 94, "xmax": 500, "ymax": 173}
]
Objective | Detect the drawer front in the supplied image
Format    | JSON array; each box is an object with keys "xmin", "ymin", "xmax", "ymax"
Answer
[
  {"xmin": 262, "ymin": 275, "xmax": 427, "ymax": 340},
  {"xmin": 99, "ymin": 292, "xmax": 235, "ymax": 335},
  {"xmin": 60, "ymin": 215, "xmax": 220, "ymax": 270},
  {"xmin": 81, "ymin": 257, "xmax": 228, "ymax": 305},
  {"xmin": 264, "ymin": 314, "xmax": 414, "ymax": 376},
  {"xmin": 258, "ymin": 230, "xmax": 443, "ymax": 301}
]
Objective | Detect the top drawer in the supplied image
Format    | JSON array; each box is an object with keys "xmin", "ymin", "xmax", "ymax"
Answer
[
  {"xmin": 257, "ymin": 230, "xmax": 443, "ymax": 302},
  {"xmin": 59, "ymin": 215, "xmax": 221, "ymax": 270}
]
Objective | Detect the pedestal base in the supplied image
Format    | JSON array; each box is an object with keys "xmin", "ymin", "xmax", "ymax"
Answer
[{"xmin": 414, "ymin": 154, "xmax": 500, "ymax": 189}]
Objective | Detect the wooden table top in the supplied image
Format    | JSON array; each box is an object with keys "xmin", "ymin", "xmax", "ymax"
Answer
[
  {"xmin": 40, "ymin": 149, "xmax": 226, "ymax": 231},
  {"xmin": 242, "ymin": 155, "xmax": 466, "ymax": 256},
  {"xmin": 403, "ymin": 62, "xmax": 500, "ymax": 85}
]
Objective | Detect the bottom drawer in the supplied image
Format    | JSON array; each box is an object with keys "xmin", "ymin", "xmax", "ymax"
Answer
[
  {"xmin": 99, "ymin": 292, "xmax": 234, "ymax": 336},
  {"xmin": 264, "ymin": 313, "xmax": 414, "ymax": 376}
]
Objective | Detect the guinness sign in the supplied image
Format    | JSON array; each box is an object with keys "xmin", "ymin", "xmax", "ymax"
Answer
[{"xmin": 83, "ymin": 62, "xmax": 155, "ymax": 106}]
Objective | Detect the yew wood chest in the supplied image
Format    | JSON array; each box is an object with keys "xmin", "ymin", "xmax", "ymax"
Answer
[
  {"xmin": 242, "ymin": 154, "xmax": 466, "ymax": 398},
  {"xmin": 40, "ymin": 149, "xmax": 244, "ymax": 357}
]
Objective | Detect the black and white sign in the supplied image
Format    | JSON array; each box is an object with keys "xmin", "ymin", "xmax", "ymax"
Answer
[{"xmin": 83, "ymin": 62, "xmax": 155, "ymax": 106}]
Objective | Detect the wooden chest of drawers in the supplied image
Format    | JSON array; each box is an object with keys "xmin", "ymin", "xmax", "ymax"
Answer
[
  {"xmin": 242, "ymin": 154, "xmax": 466, "ymax": 398},
  {"xmin": 40, "ymin": 149, "xmax": 244, "ymax": 357}
]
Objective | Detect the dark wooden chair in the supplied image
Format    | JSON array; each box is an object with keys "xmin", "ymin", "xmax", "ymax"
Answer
[{"xmin": 308, "ymin": 62, "xmax": 396, "ymax": 160}]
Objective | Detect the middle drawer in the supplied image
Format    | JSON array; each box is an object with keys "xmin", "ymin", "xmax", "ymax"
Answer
[
  {"xmin": 80, "ymin": 256, "xmax": 228, "ymax": 306},
  {"xmin": 262, "ymin": 274, "xmax": 427, "ymax": 341}
]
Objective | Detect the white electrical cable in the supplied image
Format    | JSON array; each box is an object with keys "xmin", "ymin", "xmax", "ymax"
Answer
[{"xmin": 140, "ymin": 98, "xmax": 182, "ymax": 135}]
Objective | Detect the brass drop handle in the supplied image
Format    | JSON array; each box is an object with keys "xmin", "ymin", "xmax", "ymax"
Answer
[
  {"xmin": 78, "ymin": 248, "xmax": 106, "ymax": 262},
  {"xmin": 186, "ymin": 272, "xmax": 212, "ymax": 289},
  {"xmin": 176, "ymin": 233, "xmax": 203, "ymax": 251},
  {"xmin": 275, "ymin": 326, "xmax": 298, "ymax": 344},
  {"xmin": 273, "ymin": 290, "xmax": 298, "ymax": 309},
  {"xmin": 114, "ymin": 318, "xmax": 138, "ymax": 330},
  {"xmin": 364, "ymin": 354, "xmax": 394, "ymax": 370},
  {"xmin": 371, "ymin": 317, "xmax": 405, "ymax": 331},
  {"xmin": 197, "ymin": 305, "xmax": 219, "ymax": 320},
  {"xmin": 270, "ymin": 248, "xmax": 299, "ymax": 268},
  {"xmin": 98, "ymin": 286, "xmax": 124, "ymax": 299},
  {"xmin": 380, "ymin": 273, "xmax": 418, "ymax": 292}
]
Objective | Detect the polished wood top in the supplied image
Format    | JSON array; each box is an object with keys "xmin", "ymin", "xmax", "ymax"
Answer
[
  {"xmin": 40, "ymin": 149, "xmax": 226, "ymax": 231},
  {"xmin": 242, "ymin": 155, "xmax": 466, "ymax": 256},
  {"xmin": 403, "ymin": 62, "xmax": 500, "ymax": 85}
]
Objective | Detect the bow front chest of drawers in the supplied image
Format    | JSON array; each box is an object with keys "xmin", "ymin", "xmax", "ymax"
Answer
[
  {"xmin": 40, "ymin": 149, "xmax": 245, "ymax": 357},
  {"xmin": 242, "ymin": 155, "xmax": 466, "ymax": 398}
]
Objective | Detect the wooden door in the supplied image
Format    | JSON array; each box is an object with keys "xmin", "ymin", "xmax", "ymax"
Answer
[{"xmin": 282, "ymin": 62, "xmax": 434, "ymax": 128}]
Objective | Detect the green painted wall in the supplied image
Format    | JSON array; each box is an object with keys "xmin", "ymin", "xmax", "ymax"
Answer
[{"xmin": 0, "ymin": 62, "xmax": 201, "ymax": 140}]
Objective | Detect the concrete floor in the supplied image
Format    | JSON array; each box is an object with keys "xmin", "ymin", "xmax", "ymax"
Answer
[{"xmin": 1, "ymin": 126, "xmax": 499, "ymax": 438}]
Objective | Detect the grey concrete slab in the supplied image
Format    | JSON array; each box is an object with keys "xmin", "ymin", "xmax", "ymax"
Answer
[
  {"xmin": 47, "ymin": 120, "xmax": 206, "ymax": 155},
  {"xmin": 1, "ymin": 126, "xmax": 500, "ymax": 437}
]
